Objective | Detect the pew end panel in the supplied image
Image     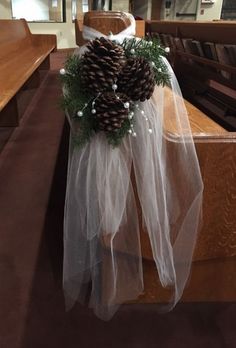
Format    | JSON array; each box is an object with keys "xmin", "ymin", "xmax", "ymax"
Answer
[
  {"xmin": 101, "ymin": 84, "xmax": 236, "ymax": 304},
  {"xmin": 74, "ymin": 11, "xmax": 145, "ymax": 47}
]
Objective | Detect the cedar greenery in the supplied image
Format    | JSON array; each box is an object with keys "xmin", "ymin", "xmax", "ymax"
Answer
[
  {"xmin": 121, "ymin": 38, "xmax": 170, "ymax": 87},
  {"xmin": 60, "ymin": 37, "xmax": 170, "ymax": 148}
]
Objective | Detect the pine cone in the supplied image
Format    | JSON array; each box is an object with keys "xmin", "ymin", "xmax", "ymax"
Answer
[
  {"xmin": 80, "ymin": 37, "xmax": 125, "ymax": 94},
  {"xmin": 94, "ymin": 92, "xmax": 130, "ymax": 133},
  {"xmin": 117, "ymin": 57, "xmax": 155, "ymax": 102}
]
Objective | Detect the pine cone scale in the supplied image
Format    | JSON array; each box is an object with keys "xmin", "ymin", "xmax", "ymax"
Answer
[
  {"xmin": 94, "ymin": 92, "xmax": 130, "ymax": 133},
  {"xmin": 117, "ymin": 56, "xmax": 155, "ymax": 102},
  {"xmin": 81, "ymin": 37, "xmax": 125, "ymax": 94}
]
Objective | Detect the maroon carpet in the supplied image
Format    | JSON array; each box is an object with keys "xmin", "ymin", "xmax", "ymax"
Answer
[
  {"xmin": 0, "ymin": 70, "xmax": 65, "ymax": 348},
  {"xmin": 0, "ymin": 53, "xmax": 235, "ymax": 348}
]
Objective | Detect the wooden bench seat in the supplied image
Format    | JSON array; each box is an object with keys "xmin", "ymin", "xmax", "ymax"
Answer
[{"xmin": 0, "ymin": 19, "xmax": 56, "ymax": 126}]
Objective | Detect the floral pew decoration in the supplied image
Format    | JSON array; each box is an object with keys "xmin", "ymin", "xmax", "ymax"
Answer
[{"xmin": 60, "ymin": 37, "xmax": 170, "ymax": 147}]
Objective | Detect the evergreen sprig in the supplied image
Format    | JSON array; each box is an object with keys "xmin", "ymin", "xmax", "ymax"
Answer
[
  {"xmin": 121, "ymin": 37, "xmax": 170, "ymax": 87},
  {"xmin": 60, "ymin": 37, "xmax": 170, "ymax": 148}
]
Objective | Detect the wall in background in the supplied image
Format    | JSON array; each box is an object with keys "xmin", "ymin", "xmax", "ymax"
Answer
[
  {"xmin": 0, "ymin": 0, "xmax": 131, "ymax": 49},
  {"xmin": 112, "ymin": 0, "xmax": 129, "ymax": 12},
  {"xmin": 0, "ymin": 0, "xmax": 77, "ymax": 49},
  {"xmin": 0, "ymin": 0, "xmax": 226, "ymax": 49},
  {"xmin": 0, "ymin": 0, "xmax": 12, "ymax": 19},
  {"xmin": 160, "ymin": 0, "xmax": 223, "ymax": 21},
  {"xmin": 196, "ymin": 0, "xmax": 224, "ymax": 20},
  {"xmin": 12, "ymin": 0, "xmax": 49, "ymax": 21}
]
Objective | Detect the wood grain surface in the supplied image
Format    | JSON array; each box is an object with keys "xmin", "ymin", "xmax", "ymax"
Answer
[
  {"xmin": 0, "ymin": 19, "xmax": 56, "ymax": 113},
  {"xmin": 74, "ymin": 11, "xmax": 145, "ymax": 47}
]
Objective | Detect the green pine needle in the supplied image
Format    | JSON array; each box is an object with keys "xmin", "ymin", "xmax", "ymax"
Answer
[{"xmin": 60, "ymin": 38, "xmax": 170, "ymax": 148}]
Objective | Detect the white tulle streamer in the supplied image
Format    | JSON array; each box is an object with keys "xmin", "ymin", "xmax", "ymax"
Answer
[{"xmin": 63, "ymin": 22, "xmax": 203, "ymax": 320}]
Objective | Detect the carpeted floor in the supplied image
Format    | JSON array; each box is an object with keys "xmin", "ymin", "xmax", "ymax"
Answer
[{"xmin": 0, "ymin": 50, "xmax": 236, "ymax": 348}]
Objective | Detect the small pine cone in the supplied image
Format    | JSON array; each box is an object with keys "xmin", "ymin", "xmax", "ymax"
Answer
[
  {"xmin": 94, "ymin": 92, "xmax": 130, "ymax": 133},
  {"xmin": 118, "ymin": 57, "xmax": 155, "ymax": 102},
  {"xmin": 80, "ymin": 37, "xmax": 125, "ymax": 94}
]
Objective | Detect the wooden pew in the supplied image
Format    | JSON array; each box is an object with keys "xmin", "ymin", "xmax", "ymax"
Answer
[
  {"xmin": 137, "ymin": 87, "xmax": 236, "ymax": 303},
  {"xmin": 145, "ymin": 20, "xmax": 236, "ymax": 131},
  {"xmin": 73, "ymin": 12, "xmax": 236, "ymax": 303},
  {"xmin": 101, "ymin": 88, "xmax": 236, "ymax": 304},
  {"xmin": 74, "ymin": 11, "xmax": 145, "ymax": 47},
  {"xmin": 0, "ymin": 19, "xmax": 56, "ymax": 127}
]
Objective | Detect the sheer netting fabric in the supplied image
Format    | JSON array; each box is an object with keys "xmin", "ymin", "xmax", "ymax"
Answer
[{"xmin": 63, "ymin": 18, "xmax": 204, "ymax": 320}]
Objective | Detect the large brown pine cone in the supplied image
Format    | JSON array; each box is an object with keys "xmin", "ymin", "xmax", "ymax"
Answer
[
  {"xmin": 80, "ymin": 37, "xmax": 125, "ymax": 94},
  {"xmin": 94, "ymin": 92, "xmax": 130, "ymax": 133},
  {"xmin": 117, "ymin": 57, "xmax": 155, "ymax": 101}
]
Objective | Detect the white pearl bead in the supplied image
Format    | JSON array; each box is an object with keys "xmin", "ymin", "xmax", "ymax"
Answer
[
  {"xmin": 128, "ymin": 114, "xmax": 133, "ymax": 120},
  {"xmin": 112, "ymin": 84, "xmax": 118, "ymax": 91},
  {"xmin": 108, "ymin": 32, "xmax": 114, "ymax": 40},
  {"xmin": 77, "ymin": 111, "xmax": 83, "ymax": 117},
  {"xmin": 165, "ymin": 47, "xmax": 170, "ymax": 53},
  {"xmin": 124, "ymin": 102, "xmax": 130, "ymax": 109},
  {"xmin": 158, "ymin": 68, "xmax": 162, "ymax": 72},
  {"xmin": 91, "ymin": 109, "xmax": 96, "ymax": 114},
  {"xmin": 141, "ymin": 110, "xmax": 145, "ymax": 115},
  {"xmin": 128, "ymin": 129, "xmax": 132, "ymax": 134},
  {"xmin": 60, "ymin": 68, "xmax": 66, "ymax": 75},
  {"xmin": 151, "ymin": 61, "xmax": 155, "ymax": 67},
  {"xmin": 84, "ymin": 103, "xmax": 88, "ymax": 107},
  {"xmin": 132, "ymin": 132, "xmax": 137, "ymax": 137},
  {"xmin": 130, "ymin": 49, "xmax": 135, "ymax": 54},
  {"xmin": 148, "ymin": 129, "xmax": 153, "ymax": 134}
]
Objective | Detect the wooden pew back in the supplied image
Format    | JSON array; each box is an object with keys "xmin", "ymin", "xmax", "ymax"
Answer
[
  {"xmin": 0, "ymin": 19, "xmax": 56, "ymax": 126},
  {"xmin": 146, "ymin": 20, "xmax": 236, "ymax": 44},
  {"xmin": 83, "ymin": 11, "xmax": 131, "ymax": 35},
  {"xmin": 0, "ymin": 19, "xmax": 33, "ymax": 59},
  {"xmin": 75, "ymin": 11, "xmax": 145, "ymax": 47},
  {"xmin": 146, "ymin": 20, "xmax": 236, "ymax": 131}
]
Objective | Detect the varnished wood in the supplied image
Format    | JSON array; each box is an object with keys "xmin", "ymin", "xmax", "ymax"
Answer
[
  {"xmin": 102, "ymin": 85, "xmax": 236, "ymax": 302},
  {"xmin": 96, "ymin": 15, "xmax": 236, "ymax": 303},
  {"xmin": 138, "ymin": 256, "xmax": 236, "ymax": 303},
  {"xmin": 135, "ymin": 20, "xmax": 145, "ymax": 38},
  {"xmin": 74, "ymin": 11, "xmax": 145, "ymax": 47},
  {"xmin": 146, "ymin": 20, "xmax": 236, "ymax": 129},
  {"xmin": 176, "ymin": 51, "xmax": 236, "ymax": 76},
  {"xmin": 146, "ymin": 20, "xmax": 236, "ymax": 45},
  {"xmin": 84, "ymin": 11, "xmax": 131, "ymax": 35},
  {"xmin": 0, "ymin": 19, "xmax": 56, "ymax": 119},
  {"xmin": 163, "ymin": 87, "xmax": 227, "ymax": 135},
  {"xmin": 139, "ymin": 89, "xmax": 236, "ymax": 302}
]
